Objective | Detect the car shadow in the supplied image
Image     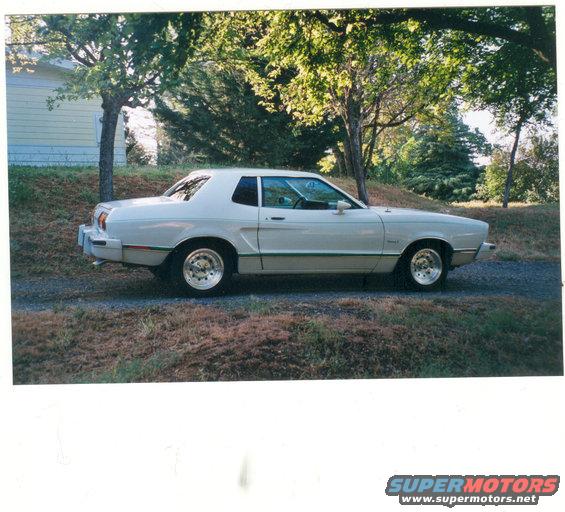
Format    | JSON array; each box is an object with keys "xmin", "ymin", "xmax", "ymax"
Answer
[{"xmin": 102, "ymin": 270, "xmax": 478, "ymax": 300}]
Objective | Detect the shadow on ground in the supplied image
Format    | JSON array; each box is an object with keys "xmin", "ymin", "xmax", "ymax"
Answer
[{"xmin": 10, "ymin": 261, "xmax": 562, "ymax": 311}]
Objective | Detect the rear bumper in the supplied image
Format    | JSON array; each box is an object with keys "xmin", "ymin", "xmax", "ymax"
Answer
[
  {"xmin": 78, "ymin": 224, "xmax": 123, "ymax": 262},
  {"xmin": 475, "ymin": 242, "xmax": 496, "ymax": 260}
]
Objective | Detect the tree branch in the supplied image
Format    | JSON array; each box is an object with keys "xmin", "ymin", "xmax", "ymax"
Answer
[
  {"xmin": 522, "ymin": 6, "xmax": 556, "ymax": 67},
  {"xmin": 6, "ymin": 40, "xmax": 65, "ymax": 46},
  {"xmin": 64, "ymin": 41, "xmax": 95, "ymax": 67},
  {"xmin": 308, "ymin": 11, "xmax": 344, "ymax": 34},
  {"xmin": 309, "ymin": 8, "xmax": 555, "ymax": 68},
  {"xmin": 371, "ymin": 8, "xmax": 555, "ymax": 68},
  {"xmin": 375, "ymin": 112, "xmax": 417, "ymax": 128}
]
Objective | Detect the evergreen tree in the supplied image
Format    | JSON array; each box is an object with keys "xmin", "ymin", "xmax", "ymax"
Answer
[
  {"xmin": 400, "ymin": 109, "xmax": 488, "ymax": 202},
  {"xmin": 154, "ymin": 64, "xmax": 338, "ymax": 169}
]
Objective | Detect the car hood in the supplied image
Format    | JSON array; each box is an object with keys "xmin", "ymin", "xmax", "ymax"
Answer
[{"xmin": 370, "ymin": 206, "xmax": 488, "ymax": 228}]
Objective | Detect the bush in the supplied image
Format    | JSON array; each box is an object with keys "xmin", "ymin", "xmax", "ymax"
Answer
[
  {"xmin": 8, "ymin": 174, "xmax": 37, "ymax": 207},
  {"xmin": 126, "ymin": 138, "xmax": 153, "ymax": 166}
]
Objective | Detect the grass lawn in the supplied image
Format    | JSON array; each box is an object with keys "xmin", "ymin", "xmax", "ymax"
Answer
[
  {"xmin": 8, "ymin": 165, "xmax": 560, "ymax": 279},
  {"xmin": 12, "ymin": 296, "xmax": 563, "ymax": 384}
]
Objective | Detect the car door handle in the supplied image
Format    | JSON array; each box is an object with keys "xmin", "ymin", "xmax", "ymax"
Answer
[{"xmin": 269, "ymin": 216, "xmax": 286, "ymax": 220}]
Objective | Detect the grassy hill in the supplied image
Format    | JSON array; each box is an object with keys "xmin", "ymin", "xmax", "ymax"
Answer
[{"xmin": 8, "ymin": 165, "xmax": 560, "ymax": 277}]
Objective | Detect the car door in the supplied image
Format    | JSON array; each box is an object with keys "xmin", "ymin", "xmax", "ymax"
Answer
[{"xmin": 258, "ymin": 176, "xmax": 384, "ymax": 272}]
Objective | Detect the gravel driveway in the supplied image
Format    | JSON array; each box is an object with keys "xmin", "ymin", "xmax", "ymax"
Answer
[{"xmin": 10, "ymin": 261, "xmax": 562, "ymax": 312}]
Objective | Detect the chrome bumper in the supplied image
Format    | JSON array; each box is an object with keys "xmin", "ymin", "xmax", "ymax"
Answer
[
  {"xmin": 451, "ymin": 242, "xmax": 496, "ymax": 267},
  {"xmin": 78, "ymin": 224, "xmax": 123, "ymax": 262},
  {"xmin": 475, "ymin": 242, "xmax": 496, "ymax": 260}
]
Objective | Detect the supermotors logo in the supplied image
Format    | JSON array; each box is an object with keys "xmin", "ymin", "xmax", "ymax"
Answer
[{"xmin": 385, "ymin": 475, "xmax": 559, "ymax": 507}]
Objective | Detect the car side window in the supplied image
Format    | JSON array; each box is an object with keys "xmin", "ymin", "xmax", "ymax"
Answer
[
  {"xmin": 232, "ymin": 177, "xmax": 258, "ymax": 206},
  {"xmin": 262, "ymin": 178, "xmax": 301, "ymax": 208},
  {"xmin": 261, "ymin": 177, "xmax": 359, "ymax": 210}
]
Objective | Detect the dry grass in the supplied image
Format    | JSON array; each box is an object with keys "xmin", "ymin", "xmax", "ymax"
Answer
[
  {"xmin": 8, "ymin": 167, "xmax": 560, "ymax": 279},
  {"xmin": 12, "ymin": 296, "xmax": 562, "ymax": 384},
  {"xmin": 448, "ymin": 202, "xmax": 560, "ymax": 261}
]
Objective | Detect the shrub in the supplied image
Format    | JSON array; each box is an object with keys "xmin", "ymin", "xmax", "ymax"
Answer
[{"xmin": 8, "ymin": 174, "xmax": 37, "ymax": 207}]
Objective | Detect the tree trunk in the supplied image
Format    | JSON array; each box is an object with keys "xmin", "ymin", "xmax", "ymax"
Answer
[
  {"xmin": 343, "ymin": 134, "xmax": 369, "ymax": 204},
  {"xmin": 351, "ymin": 136, "xmax": 369, "ymax": 205},
  {"xmin": 342, "ymin": 137, "xmax": 354, "ymax": 176},
  {"xmin": 343, "ymin": 102, "xmax": 370, "ymax": 205},
  {"xmin": 98, "ymin": 95, "xmax": 122, "ymax": 202},
  {"xmin": 334, "ymin": 146, "xmax": 347, "ymax": 176},
  {"xmin": 502, "ymin": 118, "xmax": 524, "ymax": 208}
]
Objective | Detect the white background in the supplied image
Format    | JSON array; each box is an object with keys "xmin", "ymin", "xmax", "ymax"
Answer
[{"xmin": 1, "ymin": 1, "xmax": 564, "ymax": 511}]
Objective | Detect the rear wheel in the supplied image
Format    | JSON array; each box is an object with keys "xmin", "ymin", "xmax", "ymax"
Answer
[
  {"xmin": 170, "ymin": 242, "xmax": 234, "ymax": 296},
  {"xmin": 396, "ymin": 241, "xmax": 448, "ymax": 291}
]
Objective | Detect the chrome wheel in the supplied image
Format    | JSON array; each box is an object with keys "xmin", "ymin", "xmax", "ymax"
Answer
[
  {"xmin": 410, "ymin": 248, "xmax": 443, "ymax": 286},
  {"xmin": 182, "ymin": 248, "xmax": 224, "ymax": 290}
]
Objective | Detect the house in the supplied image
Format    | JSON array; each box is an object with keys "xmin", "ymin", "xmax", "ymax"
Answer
[{"xmin": 6, "ymin": 57, "xmax": 127, "ymax": 166}]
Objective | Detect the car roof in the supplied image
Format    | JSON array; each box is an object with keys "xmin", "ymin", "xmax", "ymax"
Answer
[{"xmin": 188, "ymin": 168, "xmax": 321, "ymax": 178}]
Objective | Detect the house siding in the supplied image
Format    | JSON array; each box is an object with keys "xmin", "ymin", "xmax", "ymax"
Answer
[{"xmin": 6, "ymin": 64, "xmax": 126, "ymax": 166}]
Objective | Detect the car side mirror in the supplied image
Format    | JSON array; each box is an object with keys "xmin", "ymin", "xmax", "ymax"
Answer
[{"xmin": 335, "ymin": 200, "xmax": 352, "ymax": 215}]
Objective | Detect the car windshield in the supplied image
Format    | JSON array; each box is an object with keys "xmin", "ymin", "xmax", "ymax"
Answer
[{"xmin": 164, "ymin": 175, "xmax": 210, "ymax": 201}]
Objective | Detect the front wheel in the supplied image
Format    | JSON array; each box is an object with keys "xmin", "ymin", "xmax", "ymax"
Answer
[
  {"xmin": 170, "ymin": 242, "xmax": 233, "ymax": 296},
  {"xmin": 396, "ymin": 242, "xmax": 448, "ymax": 291}
]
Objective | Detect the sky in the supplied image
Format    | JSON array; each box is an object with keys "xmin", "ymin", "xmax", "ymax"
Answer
[
  {"xmin": 463, "ymin": 109, "xmax": 504, "ymax": 145},
  {"xmin": 124, "ymin": 106, "xmax": 158, "ymax": 164},
  {"xmin": 462, "ymin": 109, "xmax": 510, "ymax": 166}
]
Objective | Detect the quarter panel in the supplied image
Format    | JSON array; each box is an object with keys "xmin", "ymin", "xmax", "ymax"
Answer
[
  {"xmin": 373, "ymin": 207, "xmax": 488, "ymax": 259},
  {"xmin": 106, "ymin": 172, "xmax": 261, "ymax": 268}
]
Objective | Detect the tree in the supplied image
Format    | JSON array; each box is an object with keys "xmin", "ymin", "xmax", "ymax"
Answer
[
  {"xmin": 7, "ymin": 13, "xmax": 202, "ymax": 201},
  {"xmin": 309, "ymin": 7, "xmax": 556, "ymax": 206},
  {"xmin": 398, "ymin": 107, "xmax": 489, "ymax": 202},
  {"xmin": 153, "ymin": 63, "xmax": 338, "ymax": 169},
  {"xmin": 460, "ymin": 27, "xmax": 556, "ymax": 207},
  {"xmin": 310, "ymin": 7, "xmax": 556, "ymax": 69},
  {"xmin": 478, "ymin": 132, "xmax": 558, "ymax": 204},
  {"xmin": 213, "ymin": 11, "xmax": 458, "ymax": 205}
]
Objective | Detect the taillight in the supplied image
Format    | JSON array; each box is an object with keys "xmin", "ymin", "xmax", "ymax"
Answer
[{"xmin": 98, "ymin": 211, "xmax": 108, "ymax": 230}]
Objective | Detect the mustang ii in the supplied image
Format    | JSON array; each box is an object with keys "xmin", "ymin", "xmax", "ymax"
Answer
[{"xmin": 78, "ymin": 168, "xmax": 495, "ymax": 295}]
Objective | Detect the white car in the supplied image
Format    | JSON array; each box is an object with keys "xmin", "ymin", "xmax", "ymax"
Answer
[{"xmin": 78, "ymin": 168, "xmax": 495, "ymax": 295}]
